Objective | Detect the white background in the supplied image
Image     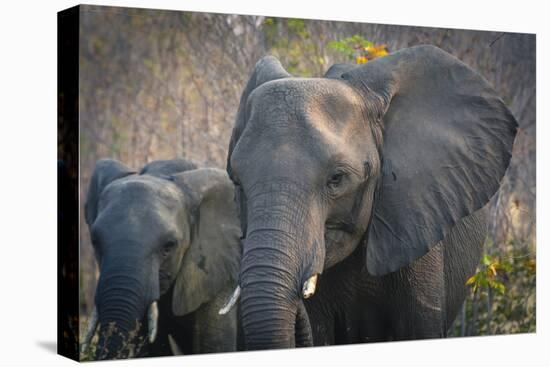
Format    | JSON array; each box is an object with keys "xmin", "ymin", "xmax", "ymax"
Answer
[{"xmin": 0, "ymin": 0, "xmax": 546, "ymax": 366}]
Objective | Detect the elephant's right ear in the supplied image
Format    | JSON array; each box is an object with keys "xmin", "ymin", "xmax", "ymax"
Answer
[
  {"xmin": 85, "ymin": 159, "xmax": 135, "ymax": 225},
  {"xmin": 226, "ymin": 56, "xmax": 290, "ymax": 179},
  {"xmin": 169, "ymin": 168, "xmax": 242, "ymax": 316}
]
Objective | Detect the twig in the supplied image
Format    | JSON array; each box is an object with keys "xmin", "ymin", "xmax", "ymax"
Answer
[{"xmin": 489, "ymin": 32, "xmax": 506, "ymax": 47}]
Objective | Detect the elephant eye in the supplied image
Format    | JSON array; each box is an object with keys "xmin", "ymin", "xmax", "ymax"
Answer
[
  {"xmin": 161, "ymin": 240, "xmax": 177, "ymax": 257},
  {"xmin": 327, "ymin": 171, "xmax": 345, "ymax": 188}
]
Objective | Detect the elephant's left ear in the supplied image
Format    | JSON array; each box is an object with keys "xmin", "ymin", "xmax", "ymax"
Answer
[
  {"xmin": 227, "ymin": 56, "xmax": 291, "ymax": 179},
  {"xmin": 170, "ymin": 168, "xmax": 242, "ymax": 316},
  {"xmin": 341, "ymin": 45, "xmax": 518, "ymax": 276}
]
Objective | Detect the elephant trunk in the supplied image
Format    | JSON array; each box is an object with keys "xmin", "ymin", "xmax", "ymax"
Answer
[
  {"xmin": 295, "ymin": 300, "xmax": 313, "ymax": 347},
  {"xmin": 93, "ymin": 260, "xmax": 157, "ymax": 360},
  {"xmin": 240, "ymin": 241, "xmax": 299, "ymax": 349},
  {"xmin": 95, "ymin": 324, "xmax": 128, "ymax": 360},
  {"xmin": 239, "ymin": 182, "xmax": 321, "ymax": 349}
]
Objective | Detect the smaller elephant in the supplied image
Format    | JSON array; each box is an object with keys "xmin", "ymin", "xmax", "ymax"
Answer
[{"xmin": 82, "ymin": 158, "xmax": 242, "ymax": 360}]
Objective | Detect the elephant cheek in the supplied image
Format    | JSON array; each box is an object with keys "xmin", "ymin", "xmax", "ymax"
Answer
[{"xmin": 324, "ymin": 229, "xmax": 363, "ymax": 269}]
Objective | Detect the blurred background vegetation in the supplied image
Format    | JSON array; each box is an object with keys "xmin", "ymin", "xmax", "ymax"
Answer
[{"xmin": 78, "ymin": 5, "xmax": 535, "ymax": 340}]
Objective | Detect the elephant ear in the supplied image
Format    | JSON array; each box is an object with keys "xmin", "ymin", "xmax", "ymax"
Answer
[
  {"xmin": 139, "ymin": 158, "xmax": 197, "ymax": 176},
  {"xmin": 226, "ymin": 55, "xmax": 290, "ymax": 178},
  {"xmin": 323, "ymin": 63, "xmax": 357, "ymax": 79},
  {"xmin": 341, "ymin": 45, "xmax": 518, "ymax": 276},
  {"xmin": 85, "ymin": 159, "xmax": 135, "ymax": 225},
  {"xmin": 171, "ymin": 168, "xmax": 242, "ymax": 316}
]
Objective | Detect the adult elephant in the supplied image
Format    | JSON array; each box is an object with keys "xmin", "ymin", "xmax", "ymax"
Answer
[
  {"xmin": 83, "ymin": 159, "xmax": 242, "ymax": 359},
  {"xmin": 225, "ymin": 45, "xmax": 517, "ymax": 349}
]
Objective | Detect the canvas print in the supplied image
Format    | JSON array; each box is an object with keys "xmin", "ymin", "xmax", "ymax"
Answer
[{"xmin": 57, "ymin": 4, "xmax": 536, "ymax": 362}]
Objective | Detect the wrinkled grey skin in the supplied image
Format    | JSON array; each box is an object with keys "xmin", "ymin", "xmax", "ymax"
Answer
[
  {"xmin": 227, "ymin": 45, "xmax": 518, "ymax": 349},
  {"xmin": 85, "ymin": 159, "xmax": 241, "ymax": 359}
]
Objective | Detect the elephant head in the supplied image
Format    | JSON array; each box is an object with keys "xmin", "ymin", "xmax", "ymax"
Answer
[
  {"xmin": 83, "ymin": 159, "xmax": 241, "ymax": 359},
  {"xmin": 227, "ymin": 46, "xmax": 517, "ymax": 349}
]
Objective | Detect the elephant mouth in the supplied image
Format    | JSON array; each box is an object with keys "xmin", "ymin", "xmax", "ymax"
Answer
[
  {"xmin": 324, "ymin": 219, "xmax": 365, "ymax": 270},
  {"xmin": 325, "ymin": 219, "xmax": 357, "ymax": 234},
  {"xmin": 325, "ymin": 228, "xmax": 345, "ymax": 244},
  {"xmin": 325, "ymin": 220, "xmax": 356, "ymax": 249}
]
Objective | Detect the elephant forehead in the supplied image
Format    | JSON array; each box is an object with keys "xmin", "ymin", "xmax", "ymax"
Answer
[
  {"xmin": 250, "ymin": 78, "xmax": 363, "ymax": 121},
  {"xmin": 94, "ymin": 178, "xmax": 184, "ymax": 242},
  {"xmin": 247, "ymin": 78, "xmax": 365, "ymax": 146},
  {"xmin": 233, "ymin": 78, "xmax": 367, "ymax": 175},
  {"xmin": 100, "ymin": 176, "xmax": 183, "ymax": 213}
]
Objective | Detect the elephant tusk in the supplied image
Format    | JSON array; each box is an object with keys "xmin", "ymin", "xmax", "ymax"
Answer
[
  {"xmin": 302, "ymin": 274, "xmax": 318, "ymax": 299},
  {"xmin": 147, "ymin": 301, "xmax": 159, "ymax": 344},
  {"xmin": 168, "ymin": 334, "xmax": 183, "ymax": 355},
  {"xmin": 218, "ymin": 286, "xmax": 241, "ymax": 315},
  {"xmin": 82, "ymin": 306, "xmax": 98, "ymax": 353}
]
